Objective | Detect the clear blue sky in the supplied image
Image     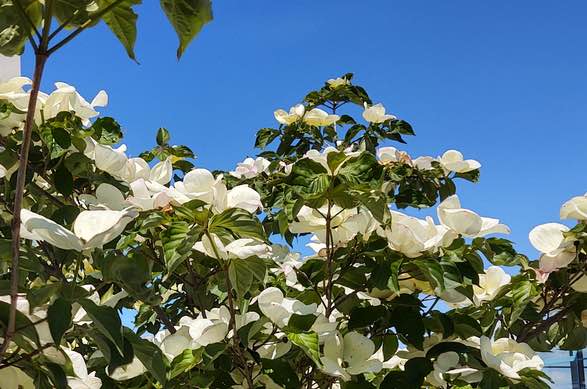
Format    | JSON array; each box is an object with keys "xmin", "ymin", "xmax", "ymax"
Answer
[{"xmin": 21, "ymin": 0, "xmax": 587, "ymax": 259}]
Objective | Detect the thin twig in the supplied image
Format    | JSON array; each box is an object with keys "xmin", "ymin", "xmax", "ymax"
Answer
[
  {"xmin": 47, "ymin": 0, "xmax": 126, "ymax": 55},
  {"xmin": 0, "ymin": 343, "xmax": 53, "ymax": 370}
]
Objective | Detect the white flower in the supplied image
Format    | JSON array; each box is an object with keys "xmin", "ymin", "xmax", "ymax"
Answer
[
  {"xmin": 0, "ymin": 77, "xmax": 31, "ymax": 136},
  {"xmin": 472, "ymin": 266, "xmax": 510, "ymax": 305},
  {"xmin": 257, "ymin": 287, "xmax": 317, "ymax": 327},
  {"xmin": 0, "ymin": 294, "xmax": 52, "ymax": 345},
  {"xmin": 271, "ymin": 245, "xmax": 304, "ymax": 291},
  {"xmin": 413, "ymin": 156, "xmax": 437, "ymax": 170},
  {"xmin": 85, "ymin": 138, "xmax": 128, "ymax": 178},
  {"xmin": 206, "ymin": 305, "xmax": 259, "ymax": 332},
  {"xmin": 303, "ymin": 108, "xmax": 339, "ymax": 126},
  {"xmin": 109, "ymin": 357, "xmax": 147, "ymax": 381},
  {"xmin": 274, "ymin": 104, "xmax": 305, "ymax": 125},
  {"xmin": 179, "ymin": 316, "xmax": 229, "ymax": 347},
  {"xmin": 439, "ymin": 150, "xmax": 481, "ymax": 174},
  {"xmin": 529, "ymin": 223, "xmax": 576, "ymax": 274},
  {"xmin": 230, "ymin": 157, "xmax": 270, "ymax": 179},
  {"xmin": 120, "ymin": 157, "xmax": 150, "ymax": 182},
  {"xmin": 0, "ymin": 366, "xmax": 35, "ymax": 389},
  {"xmin": 155, "ymin": 313, "xmax": 230, "ymax": 362},
  {"xmin": 170, "ymin": 168, "xmax": 221, "ymax": 204},
  {"xmin": 320, "ymin": 332, "xmax": 382, "ymax": 381},
  {"xmin": 72, "ymin": 287, "xmax": 128, "ymax": 325},
  {"xmin": 384, "ymin": 211, "xmax": 456, "ymax": 258},
  {"xmin": 194, "ymin": 234, "xmax": 270, "ymax": 260},
  {"xmin": 480, "ymin": 336, "xmax": 543, "ymax": 380},
  {"xmin": 303, "ymin": 147, "xmax": 358, "ymax": 175},
  {"xmin": 437, "ymin": 195, "xmax": 510, "ymax": 238},
  {"xmin": 42, "ymin": 82, "xmax": 107, "ymax": 126},
  {"xmin": 427, "ymin": 351, "xmax": 482, "ymax": 387},
  {"xmin": 79, "ymin": 183, "xmax": 129, "ymax": 211},
  {"xmin": 561, "ymin": 193, "xmax": 587, "ymax": 220},
  {"xmin": 20, "ymin": 208, "xmax": 137, "ymax": 251},
  {"xmin": 373, "ymin": 348, "xmax": 407, "ymax": 370},
  {"xmin": 217, "ymin": 184, "xmax": 263, "ymax": 213},
  {"xmin": 427, "ymin": 351, "xmax": 460, "ymax": 388},
  {"xmin": 376, "ymin": 147, "xmax": 411, "ymax": 165},
  {"xmin": 362, "ymin": 103, "xmax": 396, "ymax": 123},
  {"xmin": 257, "ymin": 337, "xmax": 292, "ymax": 359},
  {"xmin": 127, "ymin": 179, "xmax": 173, "ymax": 211},
  {"xmin": 171, "ymin": 169, "xmax": 263, "ymax": 213},
  {"xmin": 290, "ymin": 205, "xmax": 378, "ymax": 248},
  {"xmin": 64, "ymin": 349, "xmax": 102, "ymax": 389},
  {"xmin": 327, "ymin": 77, "xmax": 349, "ymax": 88}
]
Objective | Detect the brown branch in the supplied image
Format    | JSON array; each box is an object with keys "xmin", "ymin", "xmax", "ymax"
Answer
[
  {"xmin": 153, "ymin": 306, "xmax": 176, "ymax": 334},
  {"xmin": 0, "ymin": 51, "xmax": 49, "ymax": 366},
  {"xmin": 0, "ymin": 343, "xmax": 53, "ymax": 370},
  {"xmin": 47, "ymin": 0, "xmax": 126, "ymax": 55}
]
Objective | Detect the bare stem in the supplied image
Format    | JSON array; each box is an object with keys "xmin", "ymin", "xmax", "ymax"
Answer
[{"xmin": 0, "ymin": 51, "xmax": 48, "ymax": 365}]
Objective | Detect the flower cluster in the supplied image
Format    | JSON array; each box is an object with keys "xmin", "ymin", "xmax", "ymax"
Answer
[{"xmin": 0, "ymin": 74, "xmax": 579, "ymax": 389}]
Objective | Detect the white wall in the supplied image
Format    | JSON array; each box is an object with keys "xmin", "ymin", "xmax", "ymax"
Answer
[{"xmin": 0, "ymin": 55, "xmax": 21, "ymax": 82}]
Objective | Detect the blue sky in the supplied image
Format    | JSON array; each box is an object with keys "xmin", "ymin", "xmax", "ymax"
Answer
[{"xmin": 20, "ymin": 0, "xmax": 587, "ymax": 259}]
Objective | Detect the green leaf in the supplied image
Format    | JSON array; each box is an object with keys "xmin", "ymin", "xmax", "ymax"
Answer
[
  {"xmin": 98, "ymin": 0, "xmax": 140, "ymax": 60},
  {"xmin": 228, "ymin": 257, "xmax": 266, "ymax": 298},
  {"xmin": 0, "ymin": 301, "xmax": 40, "ymax": 346},
  {"xmin": 78, "ymin": 299, "xmax": 125, "ymax": 354},
  {"xmin": 380, "ymin": 357, "xmax": 433, "ymax": 389},
  {"xmin": 480, "ymin": 368, "xmax": 508, "ymax": 389},
  {"xmin": 510, "ymin": 280, "xmax": 536, "ymax": 323},
  {"xmin": 287, "ymin": 331, "xmax": 321, "ymax": 366},
  {"xmin": 91, "ymin": 117, "xmax": 123, "ymax": 145},
  {"xmin": 285, "ymin": 314, "xmax": 317, "ymax": 333},
  {"xmin": 209, "ymin": 208, "xmax": 266, "ymax": 241},
  {"xmin": 156, "ymin": 127, "xmax": 170, "ymax": 146},
  {"xmin": 45, "ymin": 362, "xmax": 68, "ymax": 389},
  {"xmin": 101, "ymin": 253, "xmax": 157, "ymax": 303},
  {"xmin": 382, "ymin": 333, "xmax": 398, "ymax": 360},
  {"xmin": 0, "ymin": 0, "xmax": 42, "ymax": 56},
  {"xmin": 255, "ymin": 128, "xmax": 280, "ymax": 149},
  {"xmin": 47, "ymin": 298, "xmax": 72, "ymax": 345},
  {"xmin": 27, "ymin": 283, "xmax": 61, "ymax": 308},
  {"xmin": 161, "ymin": 221, "xmax": 200, "ymax": 273},
  {"xmin": 261, "ymin": 358, "xmax": 301, "ymax": 389},
  {"xmin": 125, "ymin": 329, "xmax": 168, "ymax": 384},
  {"xmin": 413, "ymin": 258, "xmax": 445, "ymax": 290},
  {"xmin": 54, "ymin": 164, "xmax": 73, "ymax": 197},
  {"xmin": 348, "ymin": 305, "xmax": 388, "ymax": 330},
  {"xmin": 425, "ymin": 341, "xmax": 468, "ymax": 359},
  {"xmin": 170, "ymin": 348, "xmax": 202, "ymax": 379},
  {"xmin": 160, "ymin": 0, "xmax": 213, "ymax": 58}
]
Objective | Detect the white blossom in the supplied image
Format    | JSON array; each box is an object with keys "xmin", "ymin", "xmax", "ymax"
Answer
[
  {"xmin": 437, "ymin": 195, "xmax": 510, "ymax": 238},
  {"xmin": 257, "ymin": 287, "xmax": 317, "ymax": 327},
  {"xmin": 439, "ymin": 150, "xmax": 480, "ymax": 174},
  {"xmin": 561, "ymin": 193, "xmax": 587, "ymax": 220},
  {"xmin": 480, "ymin": 336, "xmax": 543, "ymax": 380},
  {"xmin": 320, "ymin": 332, "xmax": 382, "ymax": 381},
  {"xmin": 529, "ymin": 223, "xmax": 576, "ymax": 274},
  {"xmin": 385, "ymin": 211, "xmax": 456, "ymax": 258},
  {"xmin": 327, "ymin": 77, "xmax": 349, "ymax": 88},
  {"xmin": 109, "ymin": 357, "xmax": 147, "ymax": 381},
  {"xmin": 42, "ymin": 82, "xmax": 107, "ymax": 126},
  {"xmin": 194, "ymin": 234, "xmax": 270, "ymax": 260},
  {"xmin": 362, "ymin": 103, "xmax": 396, "ymax": 123},
  {"xmin": 20, "ymin": 208, "xmax": 137, "ymax": 251},
  {"xmin": 274, "ymin": 104, "xmax": 305, "ymax": 125},
  {"xmin": 303, "ymin": 108, "xmax": 339, "ymax": 126},
  {"xmin": 230, "ymin": 157, "xmax": 270, "ymax": 179}
]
